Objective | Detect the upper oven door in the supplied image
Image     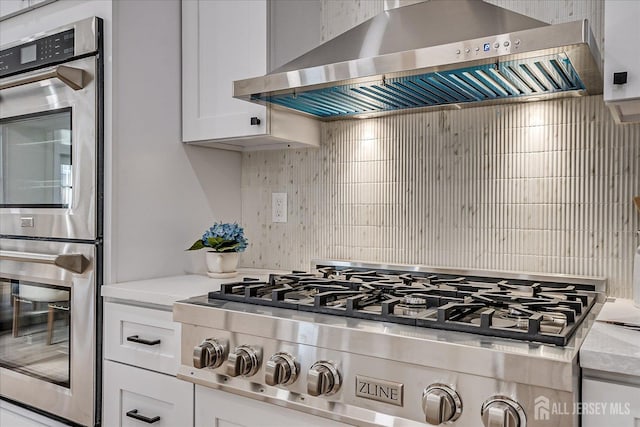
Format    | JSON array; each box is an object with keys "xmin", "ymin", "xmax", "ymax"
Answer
[{"xmin": 0, "ymin": 55, "xmax": 97, "ymax": 240}]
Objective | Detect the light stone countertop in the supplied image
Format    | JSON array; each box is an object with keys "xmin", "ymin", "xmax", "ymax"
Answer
[
  {"xmin": 580, "ymin": 298, "xmax": 640, "ymax": 378},
  {"xmin": 101, "ymin": 268, "xmax": 286, "ymax": 308}
]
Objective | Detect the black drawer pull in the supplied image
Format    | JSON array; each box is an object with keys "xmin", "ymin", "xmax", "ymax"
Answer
[
  {"xmin": 126, "ymin": 335, "xmax": 161, "ymax": 346},
  {"xmin": 126, "ymin": 409, "xmax": 160, "ymax": 424}
]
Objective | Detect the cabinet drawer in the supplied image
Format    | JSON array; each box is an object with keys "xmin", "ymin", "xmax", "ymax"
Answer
[
  {"xmin": 103, "ymin": 360, "xmax": 193, "ymax": 427},
  {"xmin": 104, "ymin": 302, "xmax": 180, "ymax": 375},
  {"xmin": 582, "ymin": 377, "xmax": 640, "ymax": 427}
]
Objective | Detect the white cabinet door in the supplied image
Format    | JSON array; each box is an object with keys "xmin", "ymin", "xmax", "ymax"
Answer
[
  {"xmin": 195, "ymin": 386, "xmax": 353, "ymax": 427},
  {"xmin": 104, "ymin": 302, "xmax": 181, "ymax": 375},
  {"xmin": 582, "ymin": 378, "xmax": 640, "ymax": 427},
  {"xmin": 0, "ymin": 400, "xmax": 68, "ymax": 427},
  {"xmin": 103, "ymin": 360, "xmax": 193, "ymax": 427},
  {"xmin": 0, "ymin": 0, "xmax": 29, "ymax": 18},
  {"xmin": 604, "ymin": 0, "xmax": 640, "ymax": 103},
  {"xmin": 604, "ymin": 0, "xmax": 640, "ymax": 123},
  {"xmin": 182, "ymin": 0, "xmax": 267, "ymax": 143},
  {"xmin": 0, "ymin": 0, "xmax": 53, "ymax": 19}
]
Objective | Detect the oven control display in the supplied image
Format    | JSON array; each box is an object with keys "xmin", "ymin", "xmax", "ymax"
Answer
[
  {"xmin": 20, "ymin": 44, "xmax": 37, "ymax": 64},
  {"xmin": 0, "ymin": 28, "xmax": 75, "ymax": 78}
]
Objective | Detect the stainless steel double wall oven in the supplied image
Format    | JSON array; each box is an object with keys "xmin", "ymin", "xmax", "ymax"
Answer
[{"xmin": 0, "ymin": 17, "xmax": 103, "ymax": 426}]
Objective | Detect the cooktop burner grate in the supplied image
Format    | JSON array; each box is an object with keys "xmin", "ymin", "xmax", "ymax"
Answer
[{"xmin": 207, "ymin": 267, "xmax": 597, "ymax": 346}]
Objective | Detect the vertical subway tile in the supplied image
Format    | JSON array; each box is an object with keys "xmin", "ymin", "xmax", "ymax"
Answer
[{"xmin": 240, "ymin": 95, "xmax": 640, "ymax": 298}]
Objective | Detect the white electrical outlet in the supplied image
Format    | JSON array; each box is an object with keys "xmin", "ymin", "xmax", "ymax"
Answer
[{"xmin": 272, "ymin": 193, "xmax": 287, "ymax": 223}]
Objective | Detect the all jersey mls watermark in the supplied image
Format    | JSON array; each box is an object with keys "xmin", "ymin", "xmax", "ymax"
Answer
[{"xmin": 534, "ymin": 396, "xmax": 632, "ymax": 421}]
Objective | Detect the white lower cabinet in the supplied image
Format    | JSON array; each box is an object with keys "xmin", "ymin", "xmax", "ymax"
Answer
[
  {"xmin": 102, "ymin": 300, "xmax": 193, "ymax": 427},
  {"xmin": 582, "ymin": 377, "xmax": 640, "ymax": 427},
  {"xmin": 195, "ymin": 385, "xmax": 353, "ymax": 427},
  {"xmin": 103, "ymin": 360, "xmax": 193, "ymax": 427},
  {"xmin": 0, "ymin": 400, "xmax": 68, "ymax": 427},
  {"xmin": 103, "ymin": 299, "xmax": 350, "ymax": 427}
]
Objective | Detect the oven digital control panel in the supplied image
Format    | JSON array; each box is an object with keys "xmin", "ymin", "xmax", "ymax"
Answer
[{"xmin": 0, "ymin": 28, "xmax": 74, "ymax": 78}]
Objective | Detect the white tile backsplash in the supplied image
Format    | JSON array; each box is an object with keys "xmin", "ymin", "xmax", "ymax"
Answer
[{"xmin": 241, "ymin": 96, "xmax": 640, "ymax": 297}]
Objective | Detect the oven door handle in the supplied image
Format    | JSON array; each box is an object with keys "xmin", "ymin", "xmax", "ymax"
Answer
[
  {"xmin": 0, "ymin": 250, "xmax": 90, "ymax": 274},
  {"xmin": 0, "ymin": 65, "xmax": 87, "ymax": 91}
]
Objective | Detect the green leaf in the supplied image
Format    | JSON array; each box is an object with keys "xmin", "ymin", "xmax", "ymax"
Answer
[
  {"xmin": 206, "ymin": 237, "xmax": 224, "ymax": 248},
  {"xmin": 187, "ymin": 240, "xmax": 205, "ymax": 251},
  {"xmin": 203, "ymin": 237, "xmax": 240, "ymax": 252},
  {"xmin": 216, "ymin": 242, "xmax": 240, "ymax": 252}
]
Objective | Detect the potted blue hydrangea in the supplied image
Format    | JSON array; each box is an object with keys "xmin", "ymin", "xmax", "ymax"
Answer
[{"xmin": 187, "ymin": 222, "xmax": 248, "ymax": 277}]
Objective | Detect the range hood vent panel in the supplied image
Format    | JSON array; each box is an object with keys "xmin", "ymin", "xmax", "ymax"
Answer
[
  {"xmin": 255, "ymin": 53, "xmax": 585, "ymax": 118},
  {"xmin": 234, "ymin": 0, "xmax": 602, "ymax": 119}
]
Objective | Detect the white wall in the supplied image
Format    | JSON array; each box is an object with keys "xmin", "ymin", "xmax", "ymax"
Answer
[{"xmin": 110, "ymin": 0, "xmax": 242, "ymax": 283}]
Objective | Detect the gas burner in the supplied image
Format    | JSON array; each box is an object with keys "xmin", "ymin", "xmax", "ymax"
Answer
[
  {"xmin": 498, "ymin": 310, "xmax": 532, "ymax": 329},
  {"xmin": 470, "ymin": 317, "xmax": 518, "ymax": 329},
  {"xmin": 401, "ymin": 295, "xmax": 427, "ymax": 305},
  {"xmin": 207, "ymin": 266, "xmax": 598, "ymax": 346}
]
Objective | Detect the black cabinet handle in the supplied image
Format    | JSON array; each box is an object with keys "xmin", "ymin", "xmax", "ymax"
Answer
[
  {"xmin": 613, "ymin": 72, "xmax": 628, "ymax": 85},
  {"xmin": 250, "ymin": 116, "xmax": 261, "ymax": 125},
  {"xmin": 126, "ymin": 335, "xmax": 161, "ymax": 346},
  {"xmin": 126, "ymin": 409, "xmax": 160, "ymax": 424}
]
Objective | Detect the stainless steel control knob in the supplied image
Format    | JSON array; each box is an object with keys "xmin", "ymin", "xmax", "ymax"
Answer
[
  {"xmin": 481, "ymin": 397, "xmax": 526, "ymax": 427},
  {"xmin": 193, "ymin": 339, "xmax": 227, "ymax": 369},
  {"xmin": 265, "ymin": 352, "xmax": 298, "ymax": 386},
  {"xmin": 225, "ymin": 345, "xmax": 262, "ymax": 377},
  {"xmin": 422, "ymin": 384, "xmax": 462, "ymax": 425},
  {"xmin": 307, "ymin": 361, "xmax": 341, "ymax": 396}
]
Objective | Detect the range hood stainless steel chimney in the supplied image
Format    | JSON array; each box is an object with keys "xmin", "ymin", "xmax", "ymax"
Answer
[{"xmin": 233, "ymin": 0, "xmax": 602, "ymax": 120}]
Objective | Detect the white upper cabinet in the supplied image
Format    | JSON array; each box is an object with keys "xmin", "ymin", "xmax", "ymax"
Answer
[
  {"xmin": 182, "ymin": 0, "xmax": 320, "ymax": 151},
  {"xmin": 0, "ymin": 0, "xmax": 53, "ymax": 20},
  {"xmin": 604, "ymin": 0, "xmax": 640, "ymax": 123},
  {"xmin": 182, "ymin": 0, "xmax": 267, "ymax": 143}
]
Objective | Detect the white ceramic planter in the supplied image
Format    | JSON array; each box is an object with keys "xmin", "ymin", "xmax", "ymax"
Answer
[
  {"xmin": 183, "ymin": 249, "xmax": 207, "ymax": 275},
  {"xmin": 205, "ymin": 252, "xmax": 239, "ymax": 278}
]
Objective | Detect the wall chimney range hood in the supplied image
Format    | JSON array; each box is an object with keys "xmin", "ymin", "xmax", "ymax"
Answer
[{"xmin": 233, "ymin": 0, "xmax": 602, "ymax": 119}]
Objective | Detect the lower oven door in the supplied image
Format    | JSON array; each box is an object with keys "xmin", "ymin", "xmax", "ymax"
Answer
[
  {"xmin": 0, "ymin": 54, "xmax": 98, "ymax": 241},
  {"xmin": 0, "ymin": 238, "xmax": 97, "ymax": 426}
]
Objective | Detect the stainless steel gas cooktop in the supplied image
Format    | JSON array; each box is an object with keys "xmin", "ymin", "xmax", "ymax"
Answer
[
  {"xmin": 207, "ymin": 264, "xmax": 597, "ymax": 346},
  {"xmin": 174, "ymin": 260, "xmax": 606, "ymax": 427}
]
